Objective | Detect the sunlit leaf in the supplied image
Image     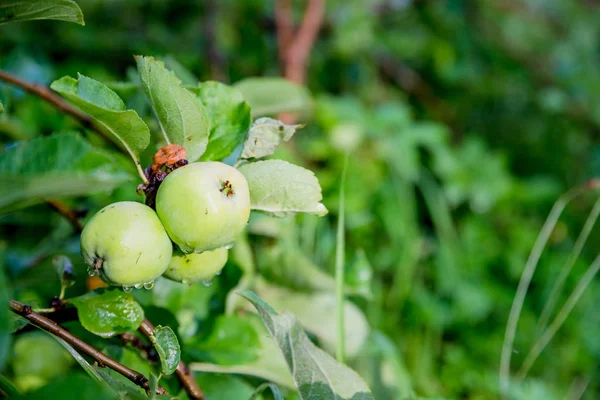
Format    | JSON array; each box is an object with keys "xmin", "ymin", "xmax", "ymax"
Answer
[
  {"xmin": 239, "ymin": 160, "xmax": 328, "ymax": 217},
  {"xmin": 136, "ymin": 56, "xmax": 209, "ymax": 161},
  {"xmin": 50, "ymin": 75, "xmax": 150, "ymax": 168},
  {"xmin": 71, "ymin": 289, "xmax": 144, "ymax": 338},
  {"xmin": 0, "ymin": 0, "xmax": 84, "ymax": 25}
]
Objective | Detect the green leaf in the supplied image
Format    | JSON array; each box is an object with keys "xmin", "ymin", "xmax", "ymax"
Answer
[
  {"xmin": 52, "ymin": 255, "xmax": 75, "ymax": 293},
  {"xmin": 234, "ymin": 77, "xmax": 312, "ymax": 118},
  {"xmin": 71, "ymin": 289, "xmax": 144, "ymax": 338},
  {"xmin": 136, "ymin": 56, "xmax": 209, "ymax": 161},
  {"xmin": 249, "ymin": 383, "xmax": 284, "ymax": 400},
  {"xmin": 150, "ymin": 325, "xmax": 180, "ymax": 375},
  {"xmin": 0, "ymin": 132, "xmax": 131, "ymax": 213},
  {"xmin": 162, "ymin": 55, "xmax": 198, "ymax": 85},
  {"xmin": 188, "ymin": 316, "xmax": 260, "ymax": 365},
  {"xmin": 239, "ymin": 160, "xmax": 328, "ymax": 217},
  {"xmin": 187, "ymin": 81, "xmax": 251, "ymax": 161},
  {"xmin": 50, "ymin": 74, "xmax": 150, "ymax": 168},
  {"xmin": 240, "ymin": 117, "xmax": 303, "ymax": 160},
  {"xmin": 0, "ymin": 100, "xmax": 3, "ymax": 113},
  {"xmin": 253, "ymin": 279, "xmax": 369, "ymax": 358},
  {"xmin": 240, "ymin": 291, "xmax": 374, "ymax": 400},
  {"xmin": 0, "ymin": 249, "xmax": 11, "ymax": 372},
  {"xmin": 0, "ymin": 0, "xmax": 84, "ymax": 25},
  {"xmin": 195, "ymin": 373, "xmax": 262, "ymax": 400}
]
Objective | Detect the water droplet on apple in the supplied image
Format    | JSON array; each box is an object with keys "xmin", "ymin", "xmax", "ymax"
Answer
[
  {"xmin": 201, "ymin": 278, "xmax": 214, "ymax": 287},
  {"xmin": 122, "ymin": 285, "xmax": 133, "ymax": 292},
  {"xmin": 143, "ymin": 281, "xmax": 154, "ymax": 290},
  {"xmin": 134, "ymin": 283, "xmax": 144, "ymax": 289},
  {"xmin": 181, "ymin": 279, "xmax": 190, "ymax": 285},
  {"xmin": 215, "ymin": 268, "xmax": 223, "ymax": 276},
  {"xmin": 224, "ymin": 242, "xmax": 234, "ymax": 250}
]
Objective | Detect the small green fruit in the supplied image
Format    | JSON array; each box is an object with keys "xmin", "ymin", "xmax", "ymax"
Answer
[
  {"xmin": 80, "ymin": 201, "xmax": 172, "ymax": 287},
  {"xmin": 156, "ymin": 162, "xmax": 251, "ymax": 253},
  {"xmin": 164, "ymin": 247, "xmax": 228, "ymax": 284}
]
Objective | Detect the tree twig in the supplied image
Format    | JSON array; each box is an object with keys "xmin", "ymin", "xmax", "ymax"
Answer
[
  {"xmin": 9, "ymin": 300, "xmax": 166, "ymax": 395},
  {"xmin": 46, "ymin": 199, "xmax": 84, "ymax": 233},
  {"xmin": 138, "ymin": 318, "xmax": 205, "ymax": 400},
  {"xmin": 0, "ymin": 70, "xmax": 112, "ymax": 145}
]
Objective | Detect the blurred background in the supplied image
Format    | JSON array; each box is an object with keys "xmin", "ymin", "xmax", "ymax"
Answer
[{"xmin": 2, "ymin": 0, "xmax": 600, "ymax": 399}]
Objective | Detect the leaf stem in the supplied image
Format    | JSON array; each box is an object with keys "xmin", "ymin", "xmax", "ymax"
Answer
[
  {"xmin": 335, "ymin": 154, "xmax": 349, "ymax": 363},
  {"xmin": 138, "ymin": 318, "xmax": 205, "ymax": 400},
  {"xmin": 8, "ymin": 300, "xmax": 163, "ymax": 394}
]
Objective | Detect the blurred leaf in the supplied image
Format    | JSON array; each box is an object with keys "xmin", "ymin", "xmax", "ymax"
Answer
[
  {"xmin": 187, "ymin": 81, "xmax": 251, "ymax": 161},
  {"xmin": 239, "ymin": 160, "xmax": 328, "ymax": 217},
  {"xmin": 0, "ymin": 251, "xmax": 11, "ymax": 372},
  {"xmin": 188, "ymin": 316, "xmax": 260, "ymax": 365},
  {"xmin": 0, "ymin": 375, "xmax": 20, "ymax": 398},
  {"xmin": 345, "ymin": 249, "xmax": 373, "ymax": 299},
  {"xmin": 18, "ymin": 373, "xmax": 116, "ymax": 400},
  {"xmin": 240, "ymin": 117, "xmax": 303, "ymax": 160},
  {"xmin": 0, "ymin": 132, "xmax": 131, "ymax": 213},
  {"xmin": 241, "ymin": 291, "xmax": 374, "ymax": 400},
  {"xmin": 0, "ymin": 100, "xmax": 3, "ymax": 113},
  {"xmin": 162, "ymin": 55, "xmax": 198, "ymax": 85},
  {"xmin": 195, "ymin": 373, "xmax": 262, "ymax": 400},
  {"xmin": 136, "ymin": 56, "xmax": 209, "ymax": 161},
  {"xmin": 12, "ymin": 332, "xmax": 74, "ymax": 391},
  {"xmin": 234, "ymin": 77, "xmax": 312, "ymax": 118},
  {"xmin": 0, "ymin": 0, "xmax": 84, "ymax": 25},
  {"xmin": 249, "ymin": 383, "xmax": 283, "ymax": 400},
  {"xmin": 150, "ymin": 325, "xmax": 180, "ymax": 375},
  {"xmin": 253, "ymin": 279, "xmax": 369, "ymax": 358},
  {"xmin": 71, "ymin": 288, "xmax": 144, "ymax": 338},
  {"xmin": 51, "ymin": 75, "xmax": 150, "ymax": 166},
  {"xmin": 94, "ymin": 368, "xmax": 147, "ymax": 400},
  {"xmin": 52, "ymin": 255, "xmax": 75, "ymax": 293}
]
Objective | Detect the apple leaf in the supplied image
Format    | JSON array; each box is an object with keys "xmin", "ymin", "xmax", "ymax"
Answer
[
  {"xmin": 240, "ymin": 291, "xmax": 374, "ymax": 400},
  {"xmin": 187, "ymin": 81, "xmax": 251, "ymax": 161},
  {"xmin": 150, "ymin": 326, "xmax": 180, "ymax": 375},
  {"xmin": 0, "ymin": 132, "xmax": 132, "ymax": 213},
  {"xmin": 50, "ymin": 75, "xmax": 150, "ymax": 168},
  {"xmin": 136, "ymin": 56, "xmax": 210, "ymax": 161},
  {"xmin": 72, "ymin": 289, "xmax": 144, "ymax": 338},
  {"xmin": 52, "ymin": 255, "xmax": 75, "ymax": 293},
  {"xmin": 0, "ymin": 0, "xmax": 84, "ymax": 25},
  {"xmin": 240, "ymin": 117, "xmax": 303, "ymax": 160},
  {"xmin": 239, "ymin": 160, "xmax": 328, "ymax": 217},
  {"xmin": 234, "ymin": 77, "xmax": 312, "ymax": 118}
]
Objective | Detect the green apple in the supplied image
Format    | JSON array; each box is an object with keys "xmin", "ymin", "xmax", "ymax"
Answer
[
  {"xmin": 156, "ymin": 162, "xmax": 251, "ymax": 253},
  {"xmin": 163, "ymin": 247, "xmax": 228, "ymax": 284},
  {"xmin": 80, "ymin": 201, "xmax": 172, "ymax": 287}
]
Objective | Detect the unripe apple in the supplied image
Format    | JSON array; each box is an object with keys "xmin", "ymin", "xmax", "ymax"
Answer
[
  {"xmin": 163, "ymin": 247, "xmax": 228, "ymax": 284},
  {"xmin": 80, "ymin": 201, "xmax": 172, "ymax": 288},
  {"xmin": 155, "ymin": 162, "xmax": 250, "ymax": 253}
]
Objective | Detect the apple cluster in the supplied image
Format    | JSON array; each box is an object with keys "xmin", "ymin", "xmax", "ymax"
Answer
[{"xmin": 80, "ymin": 161, "xmax": 250, "ymax": 290}]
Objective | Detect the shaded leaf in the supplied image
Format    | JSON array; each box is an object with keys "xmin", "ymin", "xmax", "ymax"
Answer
[
  {"xmin": 0, "ymin": 0, "xmax": 84, "ymax": 25},
  {"xmin": 240, "ymin": 117, "xmax": 303, "ymax": 160},
  {"xmin": 72, "ymin": 289, "xmax": 144, "ymax": 338},
  {"xmin": 187, "ymin": 81, "xmax": 251, "ymax": 161},
  {"xmin": 52, "ymin": 255, "xmax": 75, "ymax": 292},
  {"xmin": 50, "ymin": 75, "xmax": 150, "ymax": 167},
  {"xmin": 0, "ymin": 132, "xmax": 131, "ymax": 213},
  {"xmin": 234, "ymin": 77, "xmax": 312, "ymax": 118},
  {"xmin": 136, "ymin": 56, "xmax": 209, "ymax": 161},
  {"xmin": 150, "ymin": 325, "xmax": 180, "ymax": 375},
  {"xmin": 196, "ymin": 373, "xmax": 262, "ymax": 400},
  {"xmin": 239, "ymin": 160, "xmax": 328, "ymax": 217},
  {"xmin": 241, "ymin": 291, "xmax": 374, "ymax": 400},
  {"xmin": 187, "ymin": 316, "xmax": 260, "ymax": 365},
  {"xmin": 0, "ymin": 247, "xmax": 11, "ymax": 372}
]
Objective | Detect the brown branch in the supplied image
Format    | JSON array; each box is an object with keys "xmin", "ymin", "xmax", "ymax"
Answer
[
  {"xmin": 138, "ymin": 318, "xmax": 205, "ymax": 400},
  {"xmin": 275, "ymin": 0, "xmax": 295, "ymax": 68},
  {"xmin": 47, "ymin": 199, "xmax": 84, "ymax": 233},
  {"xmin": 0, "ymin": 70, "xmax": 115, "ymax": 147},
  {"xmin": 9, "ymin": 300, "xmax": 167, "ymax": 396}
]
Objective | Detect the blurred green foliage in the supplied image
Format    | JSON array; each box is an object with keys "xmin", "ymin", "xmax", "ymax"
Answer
[{"xmin": 1, "ymin": 1, "xmax": 600, "ymax": 399}]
